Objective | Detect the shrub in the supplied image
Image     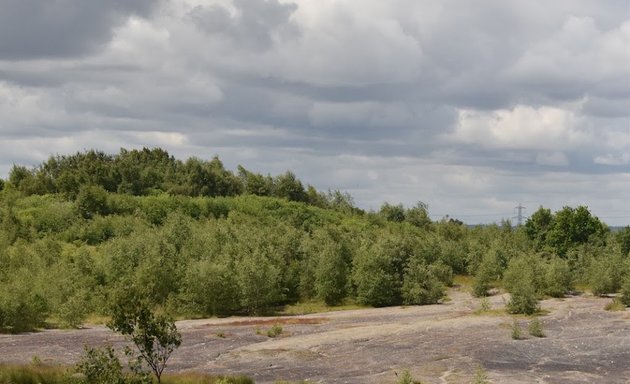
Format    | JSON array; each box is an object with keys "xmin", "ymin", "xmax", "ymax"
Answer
[
  {"xmin": 589, "ymin": 254, "xmax": 624, "ymax": 296},
  {"xmin": 472, "ymin": 365, "xmax": 490, "ymax": 384},
  {"xmin": 396, "ymin": 369, "xmax": 415, "ymax": 384},
  {"xmin": 620, "ymin": 273, "xmax": 630, "ymax": 307},
  {"xmin": 503, "ymin": 256, "xmax": 539, "ymax": 315},
  {"xmin": 401, "ymin": 259, "xmax": 443, "ymax": 305},
  {"xmin": 314, "ymin": 240, "xmax": 348, "ymax": 306},
  {"xmin": 542, "ymin": 257, "xmax": 572, "ymax": 297},
  {"xmin": 511, "ymin": 319, "xmax": 521, "ymax": 340},
  {"xmin": 528, "ymin": 318, "xmax": 545, "ymax": 337},
  {"xmin": 0, "ymin": 276, "xmax": 49, "ymax": 333},
  {"xmin": 267, "ymin": 324, "xmax": 283, "ymax": 338},
  {"xmin": 107, "ymin": 293, "xmax": 181, "ymax": 383},
  {"xmin": 75, "ymin": 345, "xmax": 126, "ymax": 384}
]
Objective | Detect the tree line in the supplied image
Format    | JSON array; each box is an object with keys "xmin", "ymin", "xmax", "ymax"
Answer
[
  {"xmin": 1, "ymin": 148, "xmax": 630, "ymax": 332},
  {"xmin": 5, "ymin": 148, "xmax": 357, "ymax": 213}
]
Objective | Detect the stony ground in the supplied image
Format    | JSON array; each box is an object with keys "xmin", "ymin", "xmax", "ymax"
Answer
[{"xmin": 2, "ymin": 286, "xmax": 630, "ymax": 383}]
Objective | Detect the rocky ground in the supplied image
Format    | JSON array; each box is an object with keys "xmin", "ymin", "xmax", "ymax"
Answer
[{"xmin": 2, "ymin": 286, "xmax": 630, "ymax": 383}]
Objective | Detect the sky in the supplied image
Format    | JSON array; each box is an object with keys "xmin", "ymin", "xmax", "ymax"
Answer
[{"xmin": 0, "ymin": 0, "xmax": 629, "ymax": 225}]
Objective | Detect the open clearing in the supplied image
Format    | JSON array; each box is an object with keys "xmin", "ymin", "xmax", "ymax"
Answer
[{"xmin": 2, "ymin": 287, "xmax": 630, "ymax": 383}]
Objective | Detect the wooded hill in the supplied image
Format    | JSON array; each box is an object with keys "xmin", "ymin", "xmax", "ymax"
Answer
[{"xmin": 1, "ymin": 148, "xmax": 629, "ymax": 333}]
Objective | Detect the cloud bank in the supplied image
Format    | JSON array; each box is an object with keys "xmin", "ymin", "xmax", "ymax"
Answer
[{"xmin": 0, "ymin": 0, "xmax": 629, "ymax": 224}]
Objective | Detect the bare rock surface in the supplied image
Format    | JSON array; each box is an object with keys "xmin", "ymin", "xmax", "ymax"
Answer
[{"xmin": 2, "ymin": 287, "xmax": 630, "ymax": 383}]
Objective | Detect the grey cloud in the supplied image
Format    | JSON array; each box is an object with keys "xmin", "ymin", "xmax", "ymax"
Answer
[
  {"xmin": 189, "ymin": 0, "xmax": 298, "ymax": 50},
  {"xmin": 1, "ymin": 0, "xmax": 629, "ymax": 224},
  {"xmin": 0, "ymin": 0, "xmax": 160, "ymax": 60}
]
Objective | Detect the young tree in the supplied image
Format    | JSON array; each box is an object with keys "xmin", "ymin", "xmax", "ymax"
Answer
[
  {"xmin": 107, "ymin": 293, "xmax": 181, "ymax": 383},
  {"xmin": 503, "ymin": 256, "xmax": 540, "ymax": 315}
]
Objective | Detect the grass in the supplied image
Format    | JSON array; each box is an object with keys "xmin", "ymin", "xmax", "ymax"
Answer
[
  {"xmin": 0, "ymin": 364, "xmax": 254, "ymax": 384},
  {"xmin": 0, "ymin": 364, "xmax": 71, "ymax": 384},
  {"xmin": 604, "ymin": 298, "xmax": 626, "ymax": 311},
  {"xmin": 453, "ymin": 275, "xmax": 474, "ymax": 289},
  {"xmin": 472, "ymin": 365, "xmax": 490, "ymax": 384}
]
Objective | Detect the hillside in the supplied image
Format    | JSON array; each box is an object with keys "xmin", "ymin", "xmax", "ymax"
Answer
[{"xmin": 0, "ymin": 148, "xmax": 629, "ymax": 333}]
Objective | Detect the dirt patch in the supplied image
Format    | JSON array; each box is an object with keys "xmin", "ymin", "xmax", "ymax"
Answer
[
  {"xmin": 211, "ymin": 317, "xmax": 327, "ymax": 327},
  {"xmin": 1, "ymin": 289, "xmax": 629, "ymax": 383}
]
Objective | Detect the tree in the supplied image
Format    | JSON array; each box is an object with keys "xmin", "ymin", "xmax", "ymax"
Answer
[
  {"xmin": 503, "ymin": 256, "xmax": 539, "ymax": 315},
  {"xmin": 108, "ymin": 293, "xmax": 181, "ymax": 383},
  {"xmin": 76, "ymin": 185, "xmax": 109, "ymax": 219},
  {"xmin": 273, "ymin": 171, "xmax": 307, "ymax": 202},
  {"xmin": 524, "ymin": 206, "xmax": 553, "ymax": 250},
  {"xmin": 401, "ymin": 258, "xmax": 443, "ymax": 305},
  {"xmin": 379, "ymin": 202, "xmax": 405, "ymax": 222},
  {"xmin": 547, "ymin": 206, "xmax": 608, "ymax": 256},
  {"xmin": 616, "ymin": 226, "xmax": 630, "ymax": 256},
  {"xmin": 406, "ymin": 202, "xmax": 431, "ymax": 228},
  {"xmin": 314, "ymin": 239, "xmax": 349, "ymax": 306}
]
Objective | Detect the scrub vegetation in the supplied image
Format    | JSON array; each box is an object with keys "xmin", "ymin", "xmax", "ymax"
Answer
[{"xmin": 0, "ymin": 147, "xmax": 629, "ymax": 334}]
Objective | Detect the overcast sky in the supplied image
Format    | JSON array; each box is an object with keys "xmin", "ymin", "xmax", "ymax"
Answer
[{"xmin": 1, "ymin": 0, "xmax": 629, "ymax": 224}]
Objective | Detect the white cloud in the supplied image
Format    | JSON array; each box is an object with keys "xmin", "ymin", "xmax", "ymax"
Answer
[
  {"xmin": 450, "ymin": 105, "xmax": 590, "ymax": 151},
  {"xmin": 1, "ymin": 0, "xmax": 630, "ymax": 224}
]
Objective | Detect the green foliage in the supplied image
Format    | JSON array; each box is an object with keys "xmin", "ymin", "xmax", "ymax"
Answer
[
  {"xmin": 352, "ymin": 239, "xmax": 402, "ymax": 307},
  {"xmin": 401, "ymin": 259, "xmax": 443, "ymax": 305},
  {"xmin": 616, "ymin": 226, "xmax": 630, "ymax": 256},
  {"xmin": 528, "ymin": 318, "xmax": 545, "ymax": 337},
  {"xmin": 76, "ymin": 185, "xmax": 109, "ymax": 219},
  {"xmin": 313, "ymin": 231, "xmax": 350, "ymax": 306},
  {"xmin": 0, "ymin": 364, "xmax": 253, "ymax": 384},
  {"xmin": 75, "ymin": 345, "xmax": 126, "ymax": 384},
  {"xmin": 0, "ymin": 148, "xmax": 625, "ymax": 331},
  {"xmin": 107, "ymin": 293, "xmax": 182, "ymax": 383},
  {"xmin": 477, "ymin": 297, "xmax": 491, "ymax": 313},
  {"xmin": 589, "ymin": 253, "xmax": 625, "ymax": 296},
  {"xmin": 395, "ymin": 370, "xmax": 417, "ymax": 384},
  {"xmin": 511, "ymin": 318, "xmax": 522, "ymax": 340},
  {"xmin": 0, "ymin": 271, "xmax": 49, "ymax": 332},
  {"xmin": 472, "ymin": 365, "xmax": 490, "ymax": 384},
  {"xmin": 379, "ymin": 202, "xmax": 405, "ymax": 223},
  {"xmin": 526, "ymin": 206, "xmax": 608, "ymax": 256},
  {"xmin": 472, "ymin": 252, "xmax": 500, "ymax": 297},
  {"xmin": 266, "ymin": 324, "xmax": 283, "ymax": 338},
  {"xmin": 0, "ymin": 364, "xmax": 73, "ymax": 384},
  {"xmin": 620, "ymin": 272, "xmax": 630, "ymax": 307},
  {"xmin": 405, "ymin": 202, "xmax": 431, "ymax": 228},
  {"xmin": 503, "ymin": 256, "xmax": 540, "ymax": 315},
  {"xmin": 542, "ymin": 256, "xmax": 573, "ymax": 297}
]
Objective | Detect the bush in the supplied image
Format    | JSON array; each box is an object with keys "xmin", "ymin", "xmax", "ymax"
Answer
[
  {"xmin": 620, "ymin": 273, "xmax": 630, "ymax": 307},
  {"xmin": 542, "ymin": 256, "xmax": 572, "ymax": 297},
  {"xmin": 528, "ymin": 318, "xmax": 545, "ymax": 337},
  {"xmin": 472, "ymin": 365, "xmax": 490, "ymax": 384},
  {"xmin": 503, "ymin": 256, "xmax": 540, "ymax": 315},
  {"xmin": 75, "ymin": 345, "xmax": 126, "ymax": 384},
  {"xmin": 511, "ymin": 319, "xmax": 521, "ymax": 340},
  {"xmin": 589, "ymin": 255, "xmax": 624, "ymax": 296},
  {"xmin": 267, "ymin": 324, "xmax": 283, "ymax": 338},
  {"xmin": 0, "ymin": 276, "xmax": 49, "ymax": 333},
  {"xmin": 76, "ymin": 185, "xmax": 109, "ymax": 219},
  {"xmin": 314, "ymin": 240, "xmax": 348, "ymax": 306},
  {"xmin": 401, "ymin": 259, "xmax": 443, "ymax": 305},
  {"xmin": 472, "ymin": 253, "xmax": 500, "ymax": 297},
  {"xmin": 396, "ymin": 369, "xmax": 415, "ymax": 384},
  {"xmin": 107, "ymin": 293, "xmax": 181, "ymax": 384}
]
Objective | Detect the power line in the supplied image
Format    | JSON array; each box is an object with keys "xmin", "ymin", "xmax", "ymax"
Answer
[{"xmin": 514, "ymin": 203, "xmax": 526, "ymax": 226}]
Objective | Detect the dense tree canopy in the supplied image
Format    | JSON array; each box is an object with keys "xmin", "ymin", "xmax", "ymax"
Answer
[{"xmin": 0, "ymin": 148, "xmax": 627, "ymax": 329}]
